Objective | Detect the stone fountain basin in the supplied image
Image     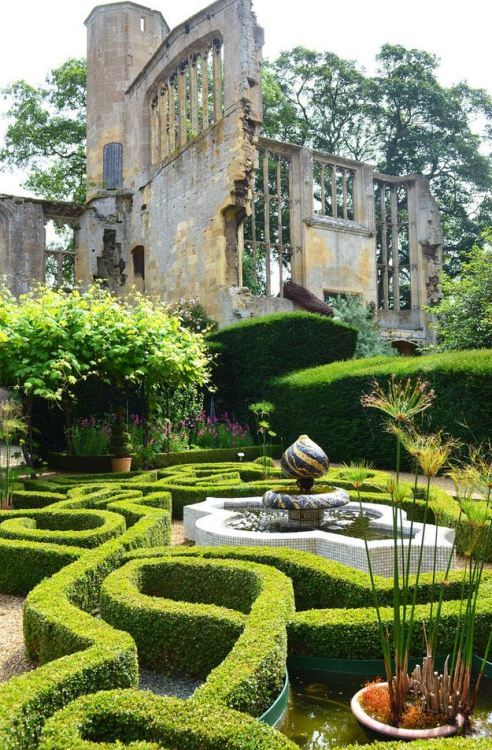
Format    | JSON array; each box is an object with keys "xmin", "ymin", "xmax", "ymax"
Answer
[{"xmin": 183, "ymin": 497, "xmax": 456, "ymax": 577}]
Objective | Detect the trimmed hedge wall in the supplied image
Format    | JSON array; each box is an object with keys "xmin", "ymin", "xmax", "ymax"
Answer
[
  {"xmin": 269, "ymin": 349, "xmax": 492, "ymax": 468},
  {"xmin": 39, "ymin": 690, "xmax": 296, "ymax": 749},
  {"xmin": 48, "ymin": 445, "xmax": 283, "ymax": 472},
  {"xmin": 208, "ymin": 311, "xmax": 357, "ymax": 419}
]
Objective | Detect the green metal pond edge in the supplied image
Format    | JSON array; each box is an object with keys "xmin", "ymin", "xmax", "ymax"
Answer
[
  {"xmin": 258, "ymin": 655, "xmax": 492, "ymax": 728},
  {"xmin": 259, "ymin": 673, "xmax": 290, "ymax": 727},
  {"xmin": 287, "ymin": 654, "xmax": 492, "ymax": 679}
]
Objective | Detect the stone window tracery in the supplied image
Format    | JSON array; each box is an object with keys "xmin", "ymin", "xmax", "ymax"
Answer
[
  {"xmin": 374, "ymin": 180, "xmax": 411, "ymax": 311},
  {"xmin": 150, "ymin": 38, "xmax": 224, "ymax": 165},
  {"xmin": 242, "ymin": 145, "xmax": 293, "ymax": 297},
  {"xmin": 313, "ymin": 159, "xmax": 355, "ymax": 221}
]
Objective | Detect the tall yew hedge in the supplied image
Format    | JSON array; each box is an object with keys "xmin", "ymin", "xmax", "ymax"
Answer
[
  {"xmin": 269, "ymin": 350, "xmax": 492, "ymax": 468},
  {"xmin": 208, "ymin": 312, "xmax": 357, "ymax": 419}
]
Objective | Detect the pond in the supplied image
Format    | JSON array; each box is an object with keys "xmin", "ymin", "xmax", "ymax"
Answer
[
  {"xmin": 283, "ymin": 671, "xmax": 492, "ymax": 748},
  {"xmin": 226, "ymin": 507, "xmax": 404, "ymax": 540}
]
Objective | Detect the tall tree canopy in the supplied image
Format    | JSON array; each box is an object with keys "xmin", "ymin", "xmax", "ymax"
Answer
[
  {"xmin": 1, "ymin": 47, "xmax": 491, "ymax": 272},
  {"xmin": 263, "ymin": 45, "xmax": 492, "ymax": 274},
  {"xmin": 0, "ymin": 58, "xmax": 86, "ymax": 203}
]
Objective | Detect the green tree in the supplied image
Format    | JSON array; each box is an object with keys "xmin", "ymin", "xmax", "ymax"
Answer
[
  {"xmin": 426, "ymin": 230, "xmax": 492, "ymax": 351},
  {"xmin": 0, "ymin": 284, "xmax": 210, "ymax": 462},
  {"xmin": 330, "ymin": 295, "xmax": 396, "ymax": 358},
  {"xmin": 0, "ymin": 58, "xmax": 86, "ymax": 203},
  {"xmin": 263, "ymin": 45, "xmax": 492, "ymax": 275},
  {"xmin": 262, "ymin": 48, "xmax": 377, "ymax": 161},
  {"xmin": 373, "ymin": 46, "xmax": 492, "ymax": 275}
]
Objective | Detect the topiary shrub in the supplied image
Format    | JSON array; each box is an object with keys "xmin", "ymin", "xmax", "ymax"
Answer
[
  {"xmin": 269, "ymin": 350, "xmax": 492, "ymax": 468},
  {"xmin": 110, "ymin": 409, "xmax": 133, "ymax": 458},
  {"xmin": 208, "ymin": 312, "xmax": 357, "ymax": 420}
]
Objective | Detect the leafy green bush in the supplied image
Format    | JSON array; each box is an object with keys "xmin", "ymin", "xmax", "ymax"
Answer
[
  {"xmin": 208, "ymin": 311, "xmax": 357, "ymax": 419},
  {"xmin": 426, "ymin": 232, "xmax": 492, "ymax": 352},
  {"xmin": 331, "ymin": 295, "xmax": 395, "ymax": 358},
  {"xmin": 254, "ymin": 455, "xmax": 276, "ymax": 468},
  {"xmin": 270, "ymin": 350, "xmax": 492, "ymax": 467}
]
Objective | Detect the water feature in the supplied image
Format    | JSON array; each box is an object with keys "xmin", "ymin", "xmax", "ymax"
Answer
[
  {"xmin": 184, "ymin": 435, "xmax": 455, "ymax": 575},
  {"xmin": 262, "ymin": 435, "xmax": 350, "ymax": 528},
  {"xmin": 283, "ymin": 671, "xmax": 492, "ymax": 748},
  {"xmin": 226, "ymin": 506, "xmax": 402, "ymax": 541}
]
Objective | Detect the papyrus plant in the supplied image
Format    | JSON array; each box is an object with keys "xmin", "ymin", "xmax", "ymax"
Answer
[{"xmin": 360, "ymin": 377, "xmax": 491, "ymax": 727}]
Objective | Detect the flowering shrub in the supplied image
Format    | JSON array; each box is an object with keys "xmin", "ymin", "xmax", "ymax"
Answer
[
  {"xmin": 67, "ymin": 410, "xmax": 253, "ymax": 457},
  {"xmin": 186, "ymin": 412, "xmax": 253, "ymax": 450},
  {"xmin": 67, "ymin": 416, "xmax": 111, "ymax": 456},
  {"xmin": 128, "ymin": 414, "xmax": 189, "ymax": 455}
]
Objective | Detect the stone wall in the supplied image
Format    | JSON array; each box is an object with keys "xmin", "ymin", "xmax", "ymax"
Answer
[{"xmin": 0, "ymin": 196, "xmax": 46, "ymax": 295}]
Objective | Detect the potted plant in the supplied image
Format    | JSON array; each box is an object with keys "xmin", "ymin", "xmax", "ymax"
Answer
[
  {"xmin": 349, "ymin": 377, "xmax": 492, "ymax": 739},
  {"xmin": 110, "ymin": 408, "xmax": 133, "ymax": 472}
]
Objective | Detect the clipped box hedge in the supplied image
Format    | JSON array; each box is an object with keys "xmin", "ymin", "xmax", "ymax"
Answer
[
  {"xmin": 39, "ymin": 689, "xmax": 297, "ymax": 750},
  {"xmin": 0, "ymin": 484, "xmax": 172, "ymax": 748},
  {"xmin": 47, "ymin": 446, "xmax": 283, "ymax": 472},
  {"xmin": 269, "ymin": 349, "xmax": 492, "ymax": 468},
  {"xmin": 11, "ymin": 490, "xmax": 67, "ymax": 509},
  {"xmin": 208, "ymin": 311, "xmax": 357, "ymax": 419},
  {"xmin": 101, "ymin": 554, "xmax": 294, "ymax": 715},
  {"xmin": 0, "ymin": 509, "xmax": 126, "ymax": 549},
  {"xmin": 2, "ymin": 462, "xmax": 492, "ymax": 750},
  {"xmin": 125, "ymin": 544, "xmax": 492, "ymax": 665},
  {"xmin": 21, "ymin": 462, "xmax": 492, "ymax": 560}
]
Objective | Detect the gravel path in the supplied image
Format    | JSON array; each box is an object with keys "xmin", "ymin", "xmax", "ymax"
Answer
[
  {"xmin": 139, "ymin": 669, "xmax": 202, "ymax": 698},
  {"xmin": 0, "ymin": 594, "xmax": 33, "ymax": 682}
]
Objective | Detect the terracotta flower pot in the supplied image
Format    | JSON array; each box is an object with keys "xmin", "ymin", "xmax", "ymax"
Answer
[
  {"xmin": 111, "ymin": 456, "xmax": 132, "ymax": 473},
  {"xmin": 351, "ymin": 683, "xmax": 465, "ymax": 741}
]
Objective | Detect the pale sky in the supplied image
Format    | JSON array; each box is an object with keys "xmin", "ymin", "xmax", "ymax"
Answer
[{"xmin": 1, "ymin": 0, "xmax": 491, "ymax": 196}]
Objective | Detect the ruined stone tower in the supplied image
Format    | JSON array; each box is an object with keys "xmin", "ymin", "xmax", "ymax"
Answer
[
  {"xmin": 85, "ymin": 2, "xmax": 169, "ymax": 193},
  {"xmin": 0, "ymin": 0, "xmax": 443, "ymax": 351}
]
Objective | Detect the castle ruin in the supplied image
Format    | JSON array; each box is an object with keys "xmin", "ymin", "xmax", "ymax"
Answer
[{"xmin": 0, "ymin": 0, "xmax": 443, "ymax": 351}]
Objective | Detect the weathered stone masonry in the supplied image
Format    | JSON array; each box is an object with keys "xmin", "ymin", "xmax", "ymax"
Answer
[{"xmin": 0, "ymin": 0, "xmax": 443, "ymax": 350}]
